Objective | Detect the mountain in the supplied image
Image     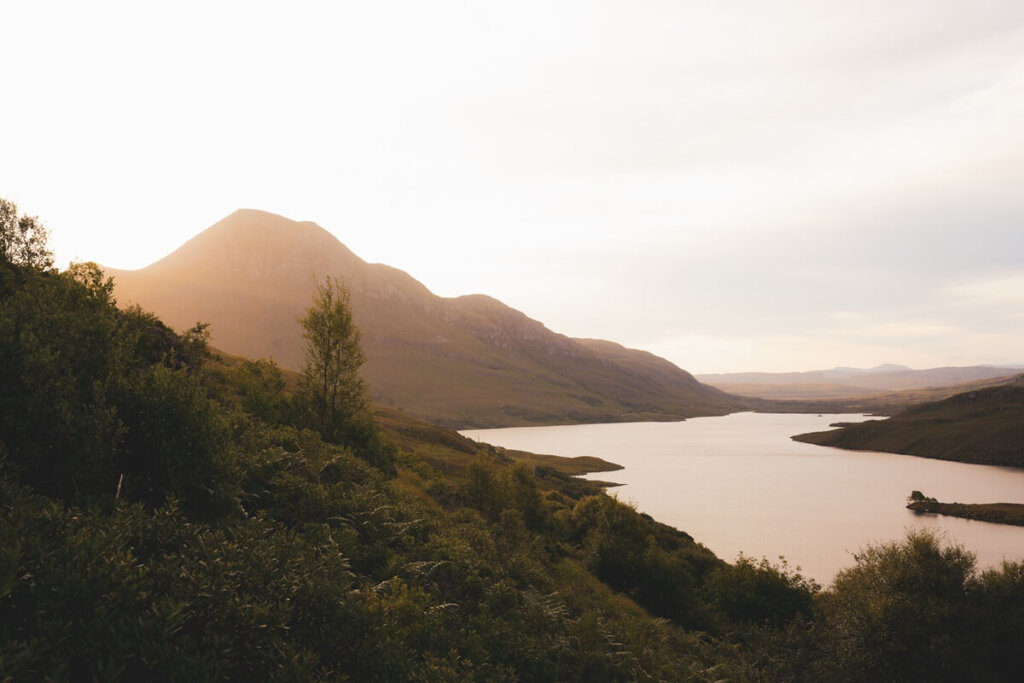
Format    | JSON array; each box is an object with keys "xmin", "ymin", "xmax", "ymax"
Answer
[
  {"xmin": 823, "ymin": 364, "xmax": 912, "ymax": 378},
  {"xmin": 105, "ymin": 209, "xmax": 740, "ymax": 428},
  {"xmin": 696, "ymin": 364, "xmax": 1024, "ymax": 400},
  {"xmin": 792, "ymin": 375, "xmax": 1024, "ymax": 467},
  {"xmin": 734, "ymin": 372, "xmax": 1024, "ymax": 415}
]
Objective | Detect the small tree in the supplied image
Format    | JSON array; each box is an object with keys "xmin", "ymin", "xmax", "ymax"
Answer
[
  {"xmin": 298, "ymin": 276, "xmax": 369, "ymax": 443},
  {"xmin": 908, "ymin": 490, "xmax": 937, "ymax": 504}
]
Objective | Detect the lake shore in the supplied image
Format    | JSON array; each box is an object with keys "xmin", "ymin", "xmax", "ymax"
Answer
[
  {"xmin": 907, "ymin": 501, "xmax": 1024, "ymax": 526},
  {"xmin": 464, "ymin": 413, "xmax": 1024, "ymax": 585}
]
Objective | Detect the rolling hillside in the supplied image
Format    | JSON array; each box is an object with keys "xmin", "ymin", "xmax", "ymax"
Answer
[
  {"xmin": 793, "ymin": 376, "xmax": 1024, "ymax": 466},
  {"xmin": 105, "ymin": 209, "xmax": 741, "ymax": 428}
]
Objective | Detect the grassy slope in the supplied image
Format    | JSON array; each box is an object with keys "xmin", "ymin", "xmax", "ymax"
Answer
[
  {"xmin": 792, "ymin": 379, "xmax": 1024, "ymax": 466},
  {"xmin": 208, "ymin": 351, "xmax": 625, "ymax": 485},
  {"xmin": 376, "ymin": 405, "xmax": 621, "ymax": 486}
]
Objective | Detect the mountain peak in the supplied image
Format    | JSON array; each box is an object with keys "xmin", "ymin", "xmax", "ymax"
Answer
[
  {"xmin": 107, "ymin": 208, "xmax": 738, "ymax": 427},
  {"xmin": 143, "ymin": 209, "xmax": 364, "ymax": 282}
]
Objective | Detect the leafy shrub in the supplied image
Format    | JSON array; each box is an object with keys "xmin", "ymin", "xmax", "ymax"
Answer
[
  {"xmin": 814, "ymin": 529, "xmax": 977, "ymax": 681},
  {"xmin": 705, "ymin": 555, "xmax": 819, "ymax": 627}
]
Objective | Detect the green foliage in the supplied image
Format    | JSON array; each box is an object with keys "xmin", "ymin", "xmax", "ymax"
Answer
[
  {"xmin": 298, "ymin": 277, "xmax": 367, "ymax": 438},
  {"xmin": 0, "ymin": 241, "xmax": 232, "ymax": 513},
  {"xmin": 296, "ymin": 276, "xmax": 394, "ymax": 471},
  {"xmin": 0, "ymin": 489, "xmax": 353, "ymax": 681},
  {"xmin": 118, "ymin": 305, "xmax": 211, "ymax": 375},
  {"xmin": 0, "ymin": 261, "xmax": 127, "ymax": 502},
  {"xmin": 0, "ymin": 421, "xmax": 738, "ymax": 682},
  {"xmin": 705, "ymin": 554, "xmax": 819, "ymax": 627},
  {"xmin": 0, "ymin": 198, "xmax": 52, "ymax": 269},
  {"xmin": 970, "ymin": 560, "xmax": 1024, "ymax": 675},
  {"xmin": 232, "ymin": 358, "xmax": 291, "ymax": 424},
  {"xmin": 569, "ymin": 495, "xmax": 722, "ymax": 631},
  {"xmin": 113, "ymin": 363, "xmax": 233, "ymax": 515},
  {"xmin": 458, "ymin": 460, "xmax": 551, "ymax": 534},
  {"xmin": 814, "ymin": 529, "xmax": 978, "ymax": 681}
]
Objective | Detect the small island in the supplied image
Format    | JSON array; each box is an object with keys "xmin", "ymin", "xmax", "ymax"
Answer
[{"xmin": 906, "ymin": 490, "xmax": 1024, "ymax": 527}]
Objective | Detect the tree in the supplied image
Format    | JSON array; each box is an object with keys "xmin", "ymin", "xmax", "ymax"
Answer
[
  {"xmin": 298, "ymin": 276, "xmax": 369, "ymax": 443},
  {"xmin": 0, "ymin": 198, "xmax": 53, "ymax": 269},
  {"xmin": 907, "ymin": 490, "xmax": 936, "ymax": 504},
  {"xmin": 0, "ymin": 259, "xmax": 125, "ymax": 501}
]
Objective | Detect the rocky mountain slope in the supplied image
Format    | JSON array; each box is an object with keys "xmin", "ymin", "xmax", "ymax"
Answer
[{"xmin": 105, "ymin": 209, "xmax": 741, "ymax": 427}]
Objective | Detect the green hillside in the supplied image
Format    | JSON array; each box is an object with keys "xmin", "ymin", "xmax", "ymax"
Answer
[{"xmin": 793, "ymin": 379, "xmax": 1024, "ymax": 466}]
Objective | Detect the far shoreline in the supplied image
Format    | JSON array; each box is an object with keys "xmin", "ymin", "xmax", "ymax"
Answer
[{"xmin": 907, "ymin": 500, "xmax": 1024, "ymax": 527}]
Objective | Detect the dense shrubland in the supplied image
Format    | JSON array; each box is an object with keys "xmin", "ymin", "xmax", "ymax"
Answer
[{"xmin": 3, "ymin": 201, "xmax": 1024, "ymax": 681}]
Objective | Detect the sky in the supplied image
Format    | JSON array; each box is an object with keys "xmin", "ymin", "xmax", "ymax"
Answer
[{"xmin": 3, "ymin": 0, "xmax": 1023, "ymax": 373}]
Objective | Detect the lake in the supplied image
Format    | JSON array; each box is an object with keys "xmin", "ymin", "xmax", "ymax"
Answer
[{"xmin": 462, "ymin": 412, "xmax": 1024, "ymax": 586}]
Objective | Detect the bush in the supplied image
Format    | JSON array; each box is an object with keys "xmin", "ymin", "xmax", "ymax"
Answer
[
  {"xmin": 114, "ymin": 363, "xmax": 234, "ymax": 515},
  {"xmin": 706, "ymin": 555, "xmax": 818, "ymax": 628},
  {"xmin": 814, "ymin": 529, "xmax": 976, "ymax": 681}
]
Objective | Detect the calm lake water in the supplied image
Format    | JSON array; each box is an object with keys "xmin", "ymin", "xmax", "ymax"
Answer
[{"xmin": 462, "ymin": 413, "xmax": 1024, "ymax": 586}]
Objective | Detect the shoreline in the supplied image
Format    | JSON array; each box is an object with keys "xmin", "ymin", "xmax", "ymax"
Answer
[{"xmin": 907, "ymin": 501, "xmax": 1024, "ymax": 527}]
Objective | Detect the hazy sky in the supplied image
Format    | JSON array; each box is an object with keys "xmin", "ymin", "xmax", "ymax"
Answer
[{"xmin": 4, "ymin": 1, "xmax": 1023, "ymax": 373}]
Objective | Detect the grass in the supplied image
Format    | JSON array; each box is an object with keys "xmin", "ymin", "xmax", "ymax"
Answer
[{"xmin": 375, "ymin": 404, "xmax": 620, "ymax": 499}]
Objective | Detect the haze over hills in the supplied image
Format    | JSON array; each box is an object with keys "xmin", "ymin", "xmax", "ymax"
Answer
[
  {"xmin": 697, "ymin": 364, "xmax": 1024, "ymax": 400},
  {"xmin": 105, "ymin": 209, "xmax": 741, "ymax": 428}
]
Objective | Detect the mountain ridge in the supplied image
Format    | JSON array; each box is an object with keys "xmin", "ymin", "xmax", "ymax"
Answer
[
  {"xmin": 697, "ymin": 364, "xmax": 1024, "ymax": 398},
  {"xmin": 105, "ymin": 209, "xmax": 741, "ymax": 428}
]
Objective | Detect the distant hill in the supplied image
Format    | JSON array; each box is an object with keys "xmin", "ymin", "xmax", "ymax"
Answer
[
  {"xmin": 827, "ymin": 364, "xmax": 912, "ymax": 376},
  {"xmin": 792, "ymin": 376, "xmax": 1024, "ymax": 467},
  {"xmin": 697, "ymin": 364, "xmax": 1024, "ymax": 400},
  {"xmin": 105, "ymin": 209, "xmax": 741, "ymax": 428},
  {"xmin": 736, "ymin": 372, "xmax": 1024, "ymax": 416}
]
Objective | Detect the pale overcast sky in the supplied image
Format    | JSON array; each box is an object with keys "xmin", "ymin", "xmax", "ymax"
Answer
[{"xmin": 3, "ymin": 1, "xmax": 1023, "ymax": 373}]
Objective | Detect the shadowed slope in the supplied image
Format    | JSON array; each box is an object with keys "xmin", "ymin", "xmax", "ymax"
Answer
[{"xmin": 107, "ymin": 209, "xmax": 740, "ymax": 427}]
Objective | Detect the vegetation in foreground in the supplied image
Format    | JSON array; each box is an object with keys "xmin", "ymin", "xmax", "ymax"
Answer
[{"xmin": 4, "ymin": 200, "xmax": 1024, "ymax": 681}]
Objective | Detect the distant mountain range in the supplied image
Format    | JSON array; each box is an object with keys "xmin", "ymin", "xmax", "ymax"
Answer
[
  {"xmin": 822, "ymin": 364, "xmax": 912, "ymax": 377},
  {"xmin": 105, "ymin": 209, "xmax": 741, "ymax": 428},
  {"xmin": 697, "ymin": 364, "xmax": 1024, "ymax": 400}
]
